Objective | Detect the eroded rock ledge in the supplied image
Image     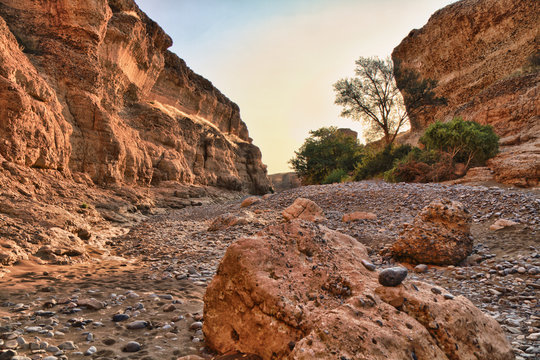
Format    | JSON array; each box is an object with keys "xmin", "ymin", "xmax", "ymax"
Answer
[
  {"xmin": 0, "ymin": 0, "xmax": 269, "ymax": 194},
  {"xmin": 393, "ymin": 0, "xmax": 539, "ymax": 187}
]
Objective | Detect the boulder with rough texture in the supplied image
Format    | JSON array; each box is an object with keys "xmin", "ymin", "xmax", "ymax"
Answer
[
  {"xmin": 392, "ymin": 0, "xmax": 539, "ymax": 187},
  {"xmin": 390, "ymin": 199, "xmax": 473, "ymax": 265},
  {"xmin": 282, "ymin": 198, "xmax": 325, "ymax": 222},
  {"xmin": 203, "ymin": 221, "xmax": 513, "ymax": 360},
  {"xmin": 0, "ymin": 0, "xmax": 269, "ymax": 194}
]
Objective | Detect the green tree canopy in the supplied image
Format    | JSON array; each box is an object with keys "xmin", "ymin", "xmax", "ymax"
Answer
[{"xmin": 289, "ymin": 127, "xmax": 363, "ymax": 185}]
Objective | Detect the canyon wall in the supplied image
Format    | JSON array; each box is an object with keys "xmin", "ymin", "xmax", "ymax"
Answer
[
  {"xmin": 0, "ymin": 0, "xmax": 269, "ymax": 194},
  {"xmin": 393, "ymin": 0, "xmax": 539, "ymax": 187}
]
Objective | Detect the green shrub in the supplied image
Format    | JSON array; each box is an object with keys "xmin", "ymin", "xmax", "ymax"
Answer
[
  {"xmin": 353, "ymin": 144, "xmax": 413, "ymax": 180},
  {"xmin": 420, "ymin": 118, "xmax": 499, "ymax": 168},
  {"xmin": 322, "ymin": 168, "xmax": 348, "ymax": 184},
  {"xmin": 290, "ymin": 127, "xmax": 363, "ymax": 185}
]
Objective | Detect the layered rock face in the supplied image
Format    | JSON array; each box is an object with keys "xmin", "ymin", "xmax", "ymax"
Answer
[
  {"xmin": 0, "ymin": 0, "xmax": 269, "ymax": 193},
  {"xmin": 203, "ymin": 221, "xmax": 514, "ymax": 359},
  {"xmin": 393, "ymin": 0, "xmax": 539, "ymax": 187}
]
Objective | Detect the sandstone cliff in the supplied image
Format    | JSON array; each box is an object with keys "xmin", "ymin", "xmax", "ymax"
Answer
[
  {"xmin": 393, "ymin": 0, "xmax": 539, "ymax": 187},
  {"xmin": 0, "ymin": 0, "xmax": 269, "ymax": 193}
]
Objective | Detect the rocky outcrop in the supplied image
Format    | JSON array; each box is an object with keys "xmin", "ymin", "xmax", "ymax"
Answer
[
  {"xmin": 393, "ymin": 0, "xmax": 539, "ymax": 187},
  {"xmin": 0, "ymin": 0, "xmax": 269, "ymax": 193},
  {"xmin": 203, "ymin": 221, "xmax": 514, "ymax": 359},
  {"xmin": 390, "ymin": 199, "xmax": 473, "ymax": 265}
]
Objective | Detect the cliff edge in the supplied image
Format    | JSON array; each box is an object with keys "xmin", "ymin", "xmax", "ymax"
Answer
[
  {"xmin": 393, "ymin": 0, "xmax": 539, "ymax": 187},
  {"xmin": 0, "ymin": 0, "xmax": 269, "ymax": 194}
]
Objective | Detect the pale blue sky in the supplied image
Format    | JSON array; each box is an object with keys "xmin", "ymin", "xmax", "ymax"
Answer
[{"xmin": 136, "ymin": 0, "xmax": 455, "ymax": 173}]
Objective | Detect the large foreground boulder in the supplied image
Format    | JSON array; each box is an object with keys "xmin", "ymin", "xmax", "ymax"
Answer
[
  {"xmin": 390, "ymin": 199, "xmax": 473, "ymax": 265},
  {"xmin": 203, "ymin": 221, "xmax": 513, "ymax": 360}
]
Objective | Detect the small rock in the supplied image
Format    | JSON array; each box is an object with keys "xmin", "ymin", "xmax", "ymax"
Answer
[
  {"xmin": 0, "ymin": 350, "xmax": 17, "ymax": 360},
  {"xmin": 189, "ymin": 322, "xmax": 203, "ymax": 331},
  {"xmin": 3, "ymin": 339, "xmax": 18, "ymax": 350},
  {"xmin": 361, "ymin": 259, "xmax": 376, "ymax": 271},
  {"xmin": 58, "ymin": 341, "xmax": 77, "ymax": 350},
  {"xmin": 378, "ymin": 267, "xmax": 408, "ymax": 287},
  {"xmin": 112, "ymin": 314, "xmax": 130, "ymax": 322},
  {"xmin": 342, "ymin": 211, "xmax": 377, "ymax": 222},
  {"xmin": 123, "ymin": 341, "xmax": 141, "ymax": 352},
  {"xmin": 84, "ymin": 346, "xmax": 97, "ymax": 355},
  {"xmin": 46, "ymin": 345, "xmax": 60, "ymax": 353},
  {"xmin": 77, "ymin": 298, "xmax": 104, "ymax": 310},
  {"xmin": 414, "ymin": 264, "xmax": 428, "ymax": 273},
  {"xmin": 241, "ymin": 196, "xmax": 261, "ymax": 208},
  {"xmin": 431, "ymin": 287, "xmax": 442, "ymax": 295},
  {"xmin": 126, "ymin": 320, "xmax": 148, "ymax": 330},
  {"xmin": 489, "ymin": 219, "xmax": 518, "ymax": 231},
  {"xmin": 162, "ymin": 304, "xmax": 176, "ymax": 312}
]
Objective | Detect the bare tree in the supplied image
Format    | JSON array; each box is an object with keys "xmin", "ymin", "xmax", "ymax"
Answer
[{"xmin": 334, "ymin": 57, "xmax": 445, "ymax": 146}]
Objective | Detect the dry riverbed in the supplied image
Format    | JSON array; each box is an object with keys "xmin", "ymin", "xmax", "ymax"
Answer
[{"xmin": 1, "ymin": 181, "xmax": 539, "ymax": 360}]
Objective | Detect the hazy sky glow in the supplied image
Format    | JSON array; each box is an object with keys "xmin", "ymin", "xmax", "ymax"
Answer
[{"xmin": 136, "ymin": 0, "xmax": 455, "ymax": 173}]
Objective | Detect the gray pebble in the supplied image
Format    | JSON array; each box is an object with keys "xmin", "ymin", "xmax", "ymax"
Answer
[
  {"xmin": 378, "ymin": 267, "xmax": 408, "ymax": 287},
  {"xmin": 123, "ymin": 341, "xmax": 141, "ymax": 352}
]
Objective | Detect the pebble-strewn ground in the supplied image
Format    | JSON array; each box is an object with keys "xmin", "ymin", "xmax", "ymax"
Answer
[{"xmin": 1, "ymin": 181, "xmax": 539, "ymax": 360}]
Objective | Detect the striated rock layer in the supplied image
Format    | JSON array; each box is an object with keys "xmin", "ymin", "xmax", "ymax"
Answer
[
  {"xmin": 0, "ymin": 0, "xmax": 269, "ymax": 194},
  {"xmin": 392, "ymin": 0, "xmax": 539, "ymax": 187}
]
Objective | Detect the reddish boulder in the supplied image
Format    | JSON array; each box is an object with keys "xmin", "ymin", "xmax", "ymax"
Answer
[
  {"xmin": 342, "ymin": 211, "xmax": 377, "ymax": 222},
  {"xmin": 390, "ymin": 199, "xmax": 473, "ymax": 265},
  {"xmin": 203, "ymin": 221, "xmax": 513, "ymax": 359},
  {"xmin": 282, "ymin": 198, "xmax": 325, "ymax": 222}
]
